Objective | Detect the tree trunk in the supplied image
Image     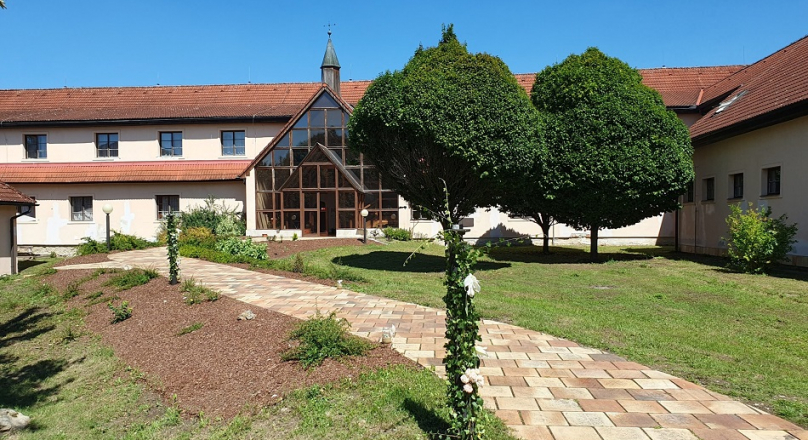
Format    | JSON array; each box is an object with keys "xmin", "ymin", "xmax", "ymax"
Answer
[
  {"xmin": 534, "ymin": 212, "xmax": 553, "ymax": 254},
  {"xmin": 590, "ymin": 226, "xmax": 599, "ymax": 261}
]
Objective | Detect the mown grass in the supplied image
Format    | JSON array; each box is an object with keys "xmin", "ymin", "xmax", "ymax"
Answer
[
  {"xmin": 291, "ymin": 241, "xmax": 808, "ymax": 427},
  {"xmin": 0, "ymin": 259, "xmax": 517, "ymax": 439}
]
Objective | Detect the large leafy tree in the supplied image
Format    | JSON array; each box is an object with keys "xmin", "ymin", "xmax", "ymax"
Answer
[
  {"xmin": 532, "ymin": 48, "xmax": 693, "ymax": 260},
  {"xmin": 349, "ymin": 26, "xmax": 538, "ymax": 439},
  {"xmin": 348, "ymin": 25, "xmax": 539, "ymax": 229}
]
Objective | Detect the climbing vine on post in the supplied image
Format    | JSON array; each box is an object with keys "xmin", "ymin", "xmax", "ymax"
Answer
[
  {"xmin": 442, "ymin": 225, "xmax": 486, "ymax": 439},
  {"xmin": 166, "ymin": 210, "xmax": 179, "ymax": 285}
]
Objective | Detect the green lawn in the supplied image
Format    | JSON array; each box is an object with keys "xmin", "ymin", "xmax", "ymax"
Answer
[
  {"xmin": 0, "ymin": 260, "xmax": 516, "ymax": 439},
  {"xmin": 295, "ymin": 241, "xmax": 808, "ymax": 427}
]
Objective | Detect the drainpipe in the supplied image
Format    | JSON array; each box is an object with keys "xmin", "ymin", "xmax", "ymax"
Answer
[{"xmin": 10, "ymin": 206, "xmax": 32, "ymax": 275}]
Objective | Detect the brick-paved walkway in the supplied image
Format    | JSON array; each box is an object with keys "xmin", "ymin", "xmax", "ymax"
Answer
[{"xmin": 60, "ymin": 248, "xmax": 807, "ymax": 440}]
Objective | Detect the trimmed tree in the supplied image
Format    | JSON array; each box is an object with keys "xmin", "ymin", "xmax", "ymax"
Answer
[
  {"xmin": 348, "ymin": 25, "xmax": 540, "ymax": 230},
  {"xmin": 532, "ymin": 48, "xmax": 694, "ymax": 260},
  {"xmin": 348, "ymin": 25, "xmax": 538, "ymax": 439}
]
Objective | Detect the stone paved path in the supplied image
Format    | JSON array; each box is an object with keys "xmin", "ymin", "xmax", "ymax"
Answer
[{"xmin": 60, "ymin": 248, "xmax": 807, "ymax": 440}]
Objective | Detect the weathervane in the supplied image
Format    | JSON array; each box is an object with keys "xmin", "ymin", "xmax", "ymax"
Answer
[{"xmin": 325, "ymin": 22, "xmax": 336, "ymax": 37}]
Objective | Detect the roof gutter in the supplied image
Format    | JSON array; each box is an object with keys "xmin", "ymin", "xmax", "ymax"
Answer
[{"xmin": 0, "ymin": 115, "xmax": 291, "ymax": 129}]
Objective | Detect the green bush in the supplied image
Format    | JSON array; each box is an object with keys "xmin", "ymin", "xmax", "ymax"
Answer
[
  {"xmin": 215, "ymin": 237, "xmax": 268, "ymax": 260},
  {"xmin": 291, "ymin": 253, "xmax": 305, "ymax": 273},
  {"xmin": 181, "ymin": 196, "xmax": 246, "ymax": 236},
  {"xmin": 105, "ymin": 268, "xmax": 160, "ymax": 291},
  {"xmin": 108, "ymin": 300, "xmax": 133, "ymax": 323},
  {"xmin": 725, "ymin": 203, "xmax": 798, "ymax": 274},
  {"xmin": 382, "ymin": 227, "xmax": 412, "ymax": 241},
  {"xmin": 179, "ymin": 227, "xmax": 216, "ymax": 248},
  {"xmin": 77, "ymin": 232, "xmax": 155, "ymax": 255},
  {"xmin": 282, "ymin": 311, "xmax": 373, "ymax": 368},
  {"xmin": 181, "ymin": 277, "xmax": 220, "ymax": 305}
]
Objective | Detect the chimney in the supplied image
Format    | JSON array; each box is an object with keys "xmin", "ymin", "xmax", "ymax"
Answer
[{"xmin": 321, "ymin": 30, "xmax": 341, "ymax": 95}]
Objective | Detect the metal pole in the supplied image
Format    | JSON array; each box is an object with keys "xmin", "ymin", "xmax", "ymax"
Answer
[
  {"xmin": 106, "ymin": 212, "xmax": 111, "ymax": 251},
  {"xmin": 363, "ymin": 217, "xmax": 368, "ymax": 244}
]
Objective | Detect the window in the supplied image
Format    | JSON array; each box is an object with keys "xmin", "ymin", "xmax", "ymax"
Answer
[
  {"xmin": 17, "ymin": 197, "xmax": 36, "ymax": 219},
  {"xmin": 160, "ymin": 132, "xmax": 182, "ymax": 157},
  {"xmin": 685, "ymin": 180, "xmax": 694, "ymax": 203},
  {"xmin": 96, "ymin": 133, "xmax": 119, "ymax": 158},
  {"xmin": 156, "ymin": 195, "xmax": 179, "ymax": 219},
  {"xmin": 221, "ymin": 130, "xmax": 245, "ymax": 156},
  {"xmin": 702, "ymin": 178, "xmax": 715, "ymax": 201},
  {"xmin": 731, "ymin": 173, "xmax": 743, "ymax": 199},
  {"xmin": 412, "ymin": 205, "xmax": 433, "ymax": 221},
  {"xmin": 765, "ymin": 166, "xmax": 781, "ymax": 196},
  {"xmin": 24, "ymin": 134, "xmax": 47, "ymax": 159},
  {"xmin": 70, "ymin": 196, "xmax": 93, "ymax": 221}
]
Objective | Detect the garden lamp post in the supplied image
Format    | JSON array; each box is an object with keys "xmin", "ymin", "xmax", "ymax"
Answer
[
  {"xmin": 102, "ymin": 204, "xmax": 113, "ymax": 251},
  {"xmin": 360, "ymin": 209, "xmax": 369, "ymax": 244}
]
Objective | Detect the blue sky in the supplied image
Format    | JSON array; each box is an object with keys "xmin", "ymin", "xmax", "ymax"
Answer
[{"xmin": 1, "ymin": 1, "xmax": 806, "ymax": 89}]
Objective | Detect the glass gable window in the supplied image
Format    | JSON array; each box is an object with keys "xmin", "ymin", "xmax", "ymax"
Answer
[
  {"xmin": 731, "ymin": 173, "xmax": 743, "ymax": 199},
  {"xmin": 160, "ymin": 132, "xmax": 182, "ymax": 157},
  {"xmin": 221, "ymin": 130, "xmax": 245, "ymax": 156},
  {"xmin": 24, "ymin": 134, "xmax": 47, "ymax": 159},
  {"xmin": 254, "ymin": 91, "xmax": 399, "ymax": 235},
  {"xmin": 96, "ymin": 133, "xmax": 119, "ymax": 158},
  {"xmin": 765, "ymin": 167, "xmax": 781, "ymax": 196}
]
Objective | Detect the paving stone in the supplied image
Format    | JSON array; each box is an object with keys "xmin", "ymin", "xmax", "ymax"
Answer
[
  {"xmin": 596, "ymin": 426, "xmax": 652, "ymax": 440},
  {"xmin": 702, "ymin": 400, "xmax": 758, "ymax": 415},
  {"xmin": 495, "ymin": 409, "xmax": 523, "ymax": 425},
  {"xmin": 739, "ymin": 431, "xmax": 802, "ymax": 440},
  {"xmin": 496, "ymin": 397, "xmax": 540, "ymax": 411},
  {"xmin": 550, "ymin": 387, "xmax": 594, "ymax": 400},
  {"xmin": 508, "ymin": 425, "xmax": 553, "ymax": 440},
  {"xmin": 549, "ymin": 426, "xmax": 602, "ymax": 440},
  {"xmin": 651, "ymin": 413, "xmax": 708, "ymax": 429},
  {"xmin": 607, "ymin": 412, "xmax": 659, "ymax": 428},
  {"xmin": 739, "ymin": 414, "xmax": 803, "ymax": 431},
  {"xmin": 571, "ymin": 369, "xmax": 612, "ymax": 379},
  {"xmin": 520, "ymin": 410, "xmax": 568, "ymax": 426},
  {"xmin": 635, "ymin": 379, "xmax": 679, "ymax": 390},
  {"xmin": 579, "ymin": 399, "xmax": 625, "ymax": 413},
  {"xmin": 600, "ymin": 379, "xmax": 642, "ymax": 389},
  {"xmin": 590, "ymin": 388, "xmax": 633, "ymax": 400},
  {"xmin": 512, "ymin": 387, "xmax": 553, "ymax": 399},
  {"xmin": 629, "ymin": 389, "xmax": 673, "ymax": 401},
  {"xmin": 658, "ymin": 400, "xmax": 713, "ymax": 414},
  {"xmin": 619, "ymin": 400, "xmax": 667, "ymax": 414},
  {"xmin": 695, "ymin": 414, "xmax": 756, "ymax": 430},
  {"xmin": 689, "ymin": 428, "xmax": 749, "ymax": 440},
  {"xmin": 537, "ymin": 399, "xmax": 582, "ymax": 412},
  {"xmin": 642, "ymin": 427, "xmax": 700, "ymax": 440},
  {"xmin": 562, "ymin": 377, "xmax": 605, "ymax": 388},
  {"xmin": 479, "ymin": 386, "xmax": 514, "ymax": 398},
  {"xmin": 489, "ymin": 376, "xmax": 528, "ymax": 387},
  {"xmin": 563, "ymin": 411, "xmax": 614, "ymax": 427},
  {"xmin": 524, "ymin": 377, "xmax": 565, "ymax": 388}
]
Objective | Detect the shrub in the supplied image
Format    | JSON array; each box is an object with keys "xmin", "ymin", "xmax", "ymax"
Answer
[
  {"xmin": 77, "ymin": 232, "xmax": 154, "ymax": 255},
  {"xmin": 105, "ymin": 268, "xmax": 160, "ymax": 291},
  {"xmin": 108, "ymin": 300, "xmax": 132, "ymax": 323},
  {"xmin": 725, "ymin": 203, "xmax": 798, "ymax": 274},
  {"xmin": 181, "ymin": 196, "xmax": 246, "ymax": 236},
  {"xmin": 215, "ymin": 237, "xmax": 268, "ymax": 260},
  {"xmin": 291, "ymin": 253, "xmax": 305, "ymax": 273},
  {"xmin": 282, "ymin": 311, "xmax": 373, "ymax": 368},
  {"xmin": 177, "ymin": 322, "xmax": 204, "ymax": 336},
  {"xmin": 292, "ymin": 233, "xmax": 299, "ymax": 241},
  {"xmin": 382, "ymin": 227, "xmax": 412, "ymax": 241},
  {"xmin": 181, "ymin": 277, "xmax": 220, "ymax": 305},
  {"xmin": 179, "ymin": 227, "xmax": 216, "ymax": 248}
]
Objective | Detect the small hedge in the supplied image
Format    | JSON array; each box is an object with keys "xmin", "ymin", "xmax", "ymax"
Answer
[
  {"xmin": 77, "ymin": 232, "xmax": 156, "ymax": 255},
  {"xmin": 282, "ymin": 311, "xmax": 373, "ymax": 368},
  {"xmin": 382, "ymin": 227, "xmax": 412, "ymax": 241}
]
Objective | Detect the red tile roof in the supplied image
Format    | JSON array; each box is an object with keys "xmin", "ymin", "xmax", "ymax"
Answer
[
  {"xmin": 0, "ymin": 181, "xmax": 36, "ymax": 205},
  {"xmin": 0, "ymin": 83, "xmax": 326, "ymax": 124},
  {"xmin": 690, "ymin": 35, "xmax": 808, "ymax": 144},
  {"xmin": 637, "ymin": 66, "xmax": 745, "ymax": 107},
  {"xmin": 0, "ymin": 161, "xmax": 249, "ymax": 184}
]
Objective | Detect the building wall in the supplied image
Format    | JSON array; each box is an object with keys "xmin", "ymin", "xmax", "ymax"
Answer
[
  {"xmin": 679, "ymin": 115, "xmax": 808, "ymax": 265},
  {"xmin": 0, "ymin": 205, "xmax": 16, "ymax": 275},
  {"xmin": 0, "ymin": 123, "xmax": 282, "ymax": 162},
  {"xmin": 14, "ymin": 181, "xmax": 245, "ymax": 246}
]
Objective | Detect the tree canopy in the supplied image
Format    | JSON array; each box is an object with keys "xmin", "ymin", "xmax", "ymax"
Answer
[
  {"xmin": 348, "ymin": 25, "xmax": 539, "ymax": 228},
  {"xmin": 532, "ymin": 48, "xmax": 694, "ymax": 258}
]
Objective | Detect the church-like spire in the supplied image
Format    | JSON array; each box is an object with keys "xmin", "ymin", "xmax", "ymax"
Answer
[{"xmin": 321, "ymin": 30, "xmax": 341, "ymax": 95}]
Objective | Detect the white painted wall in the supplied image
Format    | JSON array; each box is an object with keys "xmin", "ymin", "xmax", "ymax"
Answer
[
  {"xmin": 14, "ymin": 182, "xmax": 245, "ymax": 245},
  {"xmin": 0, "ymin": 123, "xmax": 282, "ymax": 162},
  {"xmin": 680, "ymin": 115, "xmax": 808, "ymax": 265}
]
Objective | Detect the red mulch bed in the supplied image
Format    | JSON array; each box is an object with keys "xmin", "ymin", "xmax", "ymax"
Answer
[
  {"xmin": 45, "ymin": 262, "xmax": 413, "ymax": 419},
  {"xmin": 265, "ymin": 238, "xmax": 380, "ymax": 259}
]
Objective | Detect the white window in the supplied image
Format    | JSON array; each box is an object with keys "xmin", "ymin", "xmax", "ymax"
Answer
[
  {"xmin": 70, "ymin": 196, "xmax": 93, "ymax": 221},
  {"xmin": 156, "ymin": 195, "xmax": 179, "ymax": 219}
]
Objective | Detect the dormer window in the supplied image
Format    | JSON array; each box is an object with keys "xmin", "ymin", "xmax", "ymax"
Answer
[{"xmin": 714, "ymin": 90, "xmax": 747, "ymax": 114}]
